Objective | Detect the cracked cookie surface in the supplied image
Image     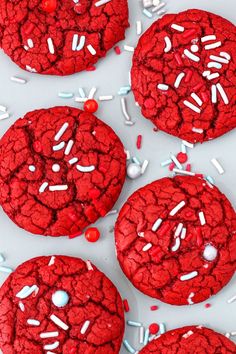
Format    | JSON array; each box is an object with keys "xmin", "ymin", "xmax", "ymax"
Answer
[
  {"xmin": 0, "ymin": 106, "xmax": 126, "ymax": 237},
  {"xmin": 131, "ymin": 9, "xmax": 236, "ymax": 143},
  {"xmin": 139, "ymin": 326, "xmax": 236, "ymax": 353},
  {"xmin": 0, "ymin": 0, "xmax": 129, "ymax": 75},
  {"xmin": 115, "ymin": 176, "xmax": 236, "ymax": 305},
  {"xmin": 0, "ymin": 255, "xmax": 125, "ymax": 353}
]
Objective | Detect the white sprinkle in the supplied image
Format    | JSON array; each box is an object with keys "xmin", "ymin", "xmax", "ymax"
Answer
[
  {"xmin": 27, "ymin": 39, "xmax": 34, "ymax": 48},
  {"xmin": 48, "ymin": 256, "xmax": 55, "ymax": 266},
  {"xmin": 231, "ymin": 331, "xmax": 236, "ymax": 336},
  {"xmin": 68, "ymin": 157, "xmax": 78, "ymax": 165},
  {"xmin": 95, "ymin": 0, "xmax": 111, "ymax": 6},
  {"xmin": 87, "ymin": 44, "xmax": 96, "ymax": 55},
  {"xmin": 170, "ymin": 154, "xmax": 182, "ymax": 170},
  {"xmin": 40, "ymin": 332, "xmax": 59, "ymax": 338},
  {"xmin": 106, "ymin": 209, "xmax": 118, "ymax": 216},
  {"xmin": 0, "ymin": 105, "xmax": 7, "ymax": 112},
  {"xmin": 49, "ymin": 185, "xmax": 68, "ymax": 191},
  {"xmin": 142, "ymin": 243, "xmax": 152, "ymax": 252},
  {"xmin": 183, "ymin": 330, "xmax": 194, "ymax": 339},
  {"xmin": 81, "ymin": 320, "xmax": 90, "ymax": 334},
  {"xmin": 44, "ymin": 342, "xmax": 59, "ymax": 350},
  {"xmin": 207, "ymin": 73, "xmax": 220, "ymax": 81},
  {"xmin": 47, "ymin": 38, "xmax": 55, "ymax": 54},
  {"xmin": 209, "ymin": 55, "xmax": 229, "ymax": 64},
  {"xmin": 139, "ymin": 326, "xmax": 144, "ymax": 344},
  {"xmin": 0, "ymin": 254, "xmax": 5, "ymax": 263},
  {"xmin": 187, "ymin": 292, "xmax": 195, "ymax": 305},
  {"xmin": 29, "ymin": 165, "xmax": 36, "ymax": 172},
  {"xmin": 77, "ymin": 36, "xmax": 86, "ymax": 51},
  {"xmin": 136, "ymin": 21, "xmax": 142, "ymax": 35},
  {"xmin": 99, "ymin": 95, "xmax": 113, "ymax": 101},
  {"xmin": 201, "ymin": 35, "xmax": 216, "ymax": 43},
  {"xmin": 65, "ymin": 140, "xmax": 74, "ymax": 155},
  {"xmin": 76, "ymin": 165, "xmax": 95, "ymax": 173},
  {"xmin": 27, "ymin": 319, "xmax": 40, "ymax": 326},
  {"xmin": 72, "ymin": 34, "xmax": 79, "ymax": 51},
  {"xmin": 19, "ymin": 302, "xmax": 25, "ymax": 312},
  {"xmin": 170, "ymin": 201, "xmax": 185, "ymax": 216},
  {"xmin": 220, "ymin": 52, "xmax": 231, "ymax": 60},
  {"xmin": 184, "ymin": 49, "xmax": 200, "ymax": 62},
  {"xmin": 53, "ymin": 141, "xmax": 65, "ymax": 151},
  {"xmin": 211, "ymin": 158, "xmax": 224, "ymax": 175},
  {"xmin": 141, "ymin": 160, "xmax": 149, "ymax": 174},
  {"xmin": 199, "ymin": 211, "xmax": 206, "ymax": 225},
  {"xmin": 180, "ymin": 227, "xmax": 186, "ymax": 239},
  {"xmin": 183, "ymin": 100, "xmax": 201, "ymax": 114},
  {"xmin": 88, "ymin": 87, "xmax": 97, "ymax": 99},
  {"xmin": 26, "ymin": 65, "xmax": 37, "ymax": 73},
  {"xmin": 164, "ymin": 36, "xmax": 172, "ymax": 53},
  {"xmin": 182, "ymin": 140, "xmax": 194, "ymax": 149},
  {"xmin": 121, "ymin": 97, "xmax": 132, "ymax": 121},
  {"xmin": 159, "ymin": 323, "xmax": 166, "ymax": 334},
  {"xmin": 16, "ymin": 285, "xmax": 39, "ymax": 299},
  {"xmin": 174, "ymin": 72, "xmax": 185, "ymax": 88},
  {"xmin": 227, "ymin": 295, "xmax": 236, "ymax": 304},
  {"xmin": 50, "ymin": 314, "xmax": 69, "ymax": 330},
  {"xmin": 75, "ymin": 97, "xmax": 87, "ymax": 103},
  {"xmin": 54, "ymin": 122, "xmax": 69, "ymax": 141},
  {"xmin": 144, "ymin": 328, "xmax": 150, "ymax": 345},
  {"xmin": 161, "ymin": 158, "xmax": 172, "ymax": 167},
  {"xmin": 143, "ymin": 0, "xmax": 152, "ymax": 8},
  {"xmin": 192, "ymin": 127, "xmax": 203, "ymax": 134},
  {"xmin": 173, "ymin": 168, "xmax": 195, "ymax": 176},
  {"xmin": 124, "ymin": 45, "xmax": 134, "ymax": 52},
  {"xmin": 171, "ymin": 24, "xmax": 185, "ymax": 32},
  {"xmin": 157, "ymin": 83, "xmax": 169, "ymax": 91},
  {"xmin": 181, "ymin": 144, "xmax": 187, "ymax": 154},
  {"xmin": 143, "ymin": 8, "xmax": 152, "ymax": 18},
  {"xmin": 52, "ymin": 164, "xmax": 60, "ymax": 173},
  {"xmin": 175, "ymin": 223, "xmax": 183, "ymax": 237},
  {"xmin": 10, "ymin": 76, "xmax": 27, "ymax": 84},
  {"xmin": 191, "ymin": 93, "xmax": 203, "ymax": 106},
  {"xmin": 202, "ymin": 70, "xmax": 211, "ymax": 78},
  {"xmin": 152, "ymin": 218, "xmax": 163, "ymax": 232},
  {"xmin": 86, "ymin": 260, "xmax": 94, "ymax": 271},
  {"xmin": 0, "ymin": 266, "xmax": 13, "ymax": 273},
  {"xmin": 180, "ymin": 271, "xmax": 198, "ymax": 281},
  {"xmin": 138, "ymin": 232, "xmax": 145, "ymax": 238},
  {"xmin": 39, "ymin": 182, "xmax": 48, "ymax": 193},
  {"xmin": 216, "ymin": 83, "xmax": 229, "ymax": 105},
  {"xmin": 0, "ymin": 113, "xmax": 10, "ymax": 121},
  {"xmin": 79, "ymin": 87, "xmax": 86, "ymax": 98},
  {"xmin": 207, "ymin": 62, "xmax": 222, "ymax": 69},
  {"xmin": 211, "ymin": 85, "xmax": 217, "ymax": 103},
  {"xmin": 171, "ymin": 237, "xmax": 181, "ymax": 252},
  {"xmin": 205, "ymin": 41, "xmax": 221, "ymax": 50}
]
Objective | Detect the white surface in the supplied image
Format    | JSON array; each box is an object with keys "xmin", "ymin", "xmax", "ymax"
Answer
[{"xmin": 0, "ymin": 0, "xmax": 236, "ymax": 352}]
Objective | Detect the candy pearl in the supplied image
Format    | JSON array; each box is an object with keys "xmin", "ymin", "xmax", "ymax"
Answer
[
  {"xmin": 191, "ymin": 45, "xmax": 199, "ymax": 53},
  {"xmin": 203, "ymin": 244, "xmax": 218, "ymax": 261},
  {"xmin": 52, "ymin": 164, "xmax": 60, "ymax": 172},
  {"xmin": 52, "ymin": 290, "xmax": 69, "ymax": 308},
  {"xmin": 29, "ymin": 165, "xmax": 36, "ymax": 172},
  {"xmin": 127, "ymin": 163, "xmax": 142, "ymax": 179}
]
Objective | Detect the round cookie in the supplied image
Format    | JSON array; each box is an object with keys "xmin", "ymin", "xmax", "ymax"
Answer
[
  {"xmin": 0, "ymin": 106, "xmax": 126, "ymax": 237},
  {"xmin": 139, "ymin": 326, "xmax": 236, "ymax": 353},
  {"xmin": 115, "ymin": 176, "xmax": 236, "ymax": 305},
  {"xmin": 0, "ymin": 0, "xmax": 129, "ymax": 75},
  {"xmin": 0, "ymin": 255, "xmax": 125, "ymax": 354},
  {"xmin": 131, "ymin": 9, "xmax": 236, "ymax": 143}
]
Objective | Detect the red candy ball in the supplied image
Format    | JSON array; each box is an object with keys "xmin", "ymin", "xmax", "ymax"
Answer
[
  {"xmin": 84, "ymin": 99, "xmax": 99, "ymax": 113},
  {"xmin": 149, "ymin": 323, "xmax": 159, "ymax": 335},
  {"xmin": 85, "ymin": 227, "xmax": 100, "ymax": 242},
  {"xmin": 33, "ymin": 141, "xmax": 42, "ymax": 153},
  {"xmin": 177, "ymin": 152, "xmax": 188, "ymax": 163},
  {"xmin": 41, "ymin": 0, "xmax": 57, "ymax": 13}
]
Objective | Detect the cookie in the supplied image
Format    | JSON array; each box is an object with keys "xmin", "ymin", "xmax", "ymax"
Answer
[
  {"xmin": 131, "ymin": 9, "xmax": 236, "ymax": 143},
  {"xmin": 115, "ymin": 176, "xmax": 236, "ymax": 305},
  {"xmin": 139, "ymin": 326, "xmax": 236, "ymax": 353},
  {"xmin": 0, "ymin": 106, "xmax": 126, "ymax": 237},
  {"xmin": 0, "ymin": 255, "xmax": 125, "ymax": 353},
  {"xmin": 0, "ymin": 0, "xmax": 129, "ymax": 75}
]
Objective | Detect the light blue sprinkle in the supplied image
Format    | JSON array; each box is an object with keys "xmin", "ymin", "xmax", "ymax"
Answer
[
  {"xmin": 0, "ymin": 266, "xmax": 13, "ymax": 274},
  {"xmin": 161, "ymin": 158, "xmax": 172, "ymax": 167},
  {"xmin": 123, "ymin": 339, "xmax": 136, "ymax": 354},
  {"xmin": 79, "ymin": 87, "xmax": 86, "ymax": 98},
  {"xmin": 206, "ymin": 176, "xmax": 215, "ymax": 185},
  {"xmin": 127, "ymin": 320, "xmax": 142, "ymax": 327},
  {"xmin": 58, "ymin": 92, "xmax": 74, "ymax": 99},
  {"xmin": 160, "ymin": 323, "xmax": 166, "ymax": 334},
  {"xmin": 132, "ymin": 157, "xmax": 141, "ymax": 165},
  {"xmin": 144, "ymin": 328, "xmax": 150, "ymax": 345},
  {"xmin": 143, "ymin": 9, "xmax": 153, "ymax": 18}
]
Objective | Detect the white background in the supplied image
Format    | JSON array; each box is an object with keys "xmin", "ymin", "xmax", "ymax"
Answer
[{"xmin": 0, "ymin": 0, "xmax": 235, "ymax": 353}]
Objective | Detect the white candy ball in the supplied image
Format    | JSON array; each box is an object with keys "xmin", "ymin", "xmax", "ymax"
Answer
[
  {"xmin": 152, "ymin": 0, "xmax": 160, "ymax": 6},
  {"xmin": 203, "ymin": 244, "xmax": 218, "ymax": 261},
  {"xmin": 29, "ymin": 165, "xmax": 36, "ymax": 172},
  {"xmin": 52, "ymin": 164, "xmax": 60, "ymax": 172},
  {"xmin": 191, "ymin": 45, "xmax": 199, "ymax": 53},
  {"xmin": 52, "ymin": 290, "xmax": 69, "ymax": 307},
  {"xmin": 127, "ymin": 163, "xmax": 142, "ymax": 179}
]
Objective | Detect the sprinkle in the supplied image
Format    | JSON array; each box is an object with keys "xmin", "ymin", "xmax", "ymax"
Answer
[
  {"xmin": 44, "ymin": 342, "xmax": 59, "ymax": 350},
  {"xmin": 170, "ymin": 154, "xmax": 183, "ymax": 170},
  {"xmin": 53, "ymin": 141, "xmax": 65, "ymax": 151},
  {"xmin": 27, "ymin": 319, "xmax": 40, "ymax": 326},
  {"xmin": 123, "ymin": 299, "xmax": 130, "ymax": 312},
  {"xmin": 123, "ymin": 339, "xmax": 136, "ymax": 354},
  {"xmin": 124, "ymin": 45, "xmax": 135, "ymax": 52},
  {"xmin": 205, "ymin": 41, "xmax": 221, "ymax": 50},
  {"xmin": 68, "ymin": 157, "xmax": 78, "ymax": 165},
  {"xmin": 211, "ymin": 158, "xmax": 224, "ymax": 175},
  {"xmin": 99, "ymin": 95, "xmax": 113, "ymax": 101},
  {"xmin": 209, "ymin": 55, "xmax": 229, "ymax": 64},
  {"xmin": 141, "ymin": 160, "xmax": 149, "ymax": 174},
  {"xmin": 180, "ymin": 227, "xmax": 186, "ymax": 239},
  {"xmin": 88, "ymin": 87, "xmax": 97, "ymax": 99},
  {"xmin": 211, "ymin": 85, "xmax": 217, "ymax": 103},
  {"xmin": 157, "ymin": 84, "xmax": 169, "ymax": 91},
  {"xmin": 143, "ymin": 243, "xmax": 152, "ymax": 252},
  {"xmin": 180, "ymin": 271, "xmax": 198, "ymax": 281},
  {"xmin": 0, "ymin": 105, "xmax": 7, "ymax": 112},
  {"xmin": 76, "ymin": 165, "xmax": 95, "ymax": 172},
  {"xmin": 173, "ymin": 168, "xmax": 195, "ymax": 176},
  {"xmin": 75, "ymin": 97, "xmax": 87, "ymax": 103},
  {"xmin": 157, "ymin": 9, "xmax": 166, "ymax": 16},
  {"xmin": 50, "ymin": 314, "xmax": 69, "ymax": 330},
  {"xmin": 143, "ymin": 9, "xmax": 152, "ymax": 18},
  {"xmin": 80, "ymin": 320, "xmax": 90, "ymax": 334},
  {"xmin": 216, "ymin": 83, "xmax": 229, "ymax": 104},
  {"xmin": 171, "ymin": 237, "xmax": 181, "ymax": 252},
  {"xmin": 54, "ymin": 123, "xmax": 69, "ymax": 141},
  {"xmin": 183, "ymin": 100, "xmax": 201, "ymax": 114},
  {"xmin": 121, "ymin": 97, "xmax": 132, "ymax": 122},
  {"xmin": 136, "ymin": 21, "xmax": 142, "ymax": 35},
  {"xmin": 132, "ymin": 157, "xmax": 141, "ymax": 165},
  {"xmin": 191, "ymin": 93, "xmax": 203, "ymax": 106},
  {"xmin": 65, "ymin": 140, "xmax": 74, "ymax": 155},
  {"xmin": 161, "ymin": 159, "xmax": 172, "ymax": 167},
  {"xmin": 181, "ymin": 144, "xmax": 187, "ymax": 154},
  {"xmin": 187, "ymin": 292, "xmax": 195, "ymax": 305},
  {"xmin": 183, "ymin": 29, "xmax": 196, "ymax": 38},
  {"xmin": 16, "ymin": 285, "xmax": 39, "ymax": 299},
  {"xmin": 150, "ymin": 305, "xmax": 159, "ymax": 311},
  {"xmin": 174, "ymin": 72, "xmax": 185, "ymax": 88},
  {"xmin": 0, "ymin": 266, "xmax": 13, "ymax": 274},
  {"xmin": 207, "ymin": 73, "xmax": 220, "ymax": 81},
  {"xmin": 139, "ymin": 326, "xmax": 144, "ymax": 344},
  {"xmin": 19, "ymin": 302, "xmax": 25, "ymax": 312},
  {"xmin": 220, "ymin": 52, "xmax": 231, "ymax": 60},
  {"xmin": 78, "ymin": 88, "xmax": 86, "ymax": 98},
  {"xmin": 201, "ymin": 35, "xmax": 216, "ymax": 43},
  {"xmin": 95, "ymin": 0, "xmax": 111, "ymax": 6},
  {"xmin": 47, "ymin": 38, "xmax": 55, "ymax": 54},
  {"xmin": 127, "ymin": 320, "xmax": 142, "ymax": 327},
  {"xmin": 0, "ymin": 113, "xmax": 10, "ymax": 120},
  {"xmin": 144, "ymin": 328, "xmax": 150, "ymax": 345},
  {"xmin": 169, "ymin": 201, "xmax": 186, "ymax": 216},
  {"xmin": 183, "ymin": 330, "xmax": 194, "ymax": 339},
  {"xmin": 174, "ymin": 52, "xmax": 183, "ymax": 65},
  {"xmin": 40, "ymin": 332, "xmax": 59, "ymax": 338},
  {"xmin": 231, "ymin": 331, "xmax": 236, "ymax": 336},
  {"xmin": 72, "ymin": 34, "xmax": 79, "ymax": 50},
  {"xmin": 184, "ymin": 49, "xmax": 200, "ymax": 62},
  {"xmin": 114, "ymin": 46, "xmax": 121, "ymax": 55},
  {"xmin": 39, "ymin": 182, "xmax": 48, "ymax": 193},
  {"xmin": 152, "ymin": 218, "xmax": 163, "ymax": 232},
  {"xmin": 0, "ymin": 254, "xmax": 5, "ymax": 263},
  {"xmin": 171, "ymin": 24, "xmax": 185, "ymax": 32},
  {"xmin": 159, "ymin": 323, "xmax": 166, "ymax": 334},
  {"xmin": 182, "ymin": 140, "xmax": 194, "ymax": 149},
  {"xmin": 227, "ymin": 295, "xmax": 236, "ymax": 304},
  {"xmin": 10, "ymin": 76, "xmax": 27, "ymax": 84},
  {"xmin": 58, "ymin": 92, "xmax": 74, "ymax": 99},
  {"xmin": 207, "ymin": 62, "xmax": 222, "ymax": 69},
  {"xmin": 206, "ymin": 176, "xmax": 215, "ymax": 185},
  {"xmin": 87, "ymin": 44, "xmax": 96, "ymax": 55},
  {"xmin": 199, "ymin": 211, "xmax": 206, "ymax": 225},
  {"xmin": 48, "ymin": 256, "xmax": 55, "ymax": 266},
  {"xmin": 143, "ymin": 0, "xmax": 152, "ymax": 8},
  {"xmin": 164, "ymin": 36, "xmax": 172, "ymax": 53},
  {"xmin": 49, "ymin": 185, "xmax": 68, "ymax": 191},
  {"xmin": 192, "ymin": 127, "xmax": 203, "ymax": 134},
  {"xmin": 175, "ymin": 223, "xmax": 183, "ymax": 237},
  {"xmin": 152, "ymin": 2, "xmax": 166, "ymax": 13},
  {"xmin": 136, "ymin": 135, "xmax": 142, "ymax": 149},
  {"xmin": 77, "ymin": 36, "xmax": 86, "ymax": 51}
]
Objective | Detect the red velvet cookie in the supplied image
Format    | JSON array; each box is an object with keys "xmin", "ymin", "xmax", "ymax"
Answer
[
  {"xmin": 0, "ymin": 255, "xmax": 125, "ymax": 353},
  {"xmin": 0, "ymin": 0, "xmax": 129, "ymax": 75},
  {"xmin": 115, "ymin": 176, "xmax": 236, "ymax": 305},
  {"xmin": 139, "ymin": 326, "xmax": 236, "ymax": 353},
  {"xmin": 131, "ymin": 9, "xmax": 236, "ymax": 143},
  {"xmin": 0, "ymin": 106, "xmax": 126, "ymax": 237}
]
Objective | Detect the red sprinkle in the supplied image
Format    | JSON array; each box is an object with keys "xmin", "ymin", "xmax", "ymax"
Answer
[
  {"xmin": 185, "ymin": 70, "xmax": 193, "ymax": 83},
  {"xmin": 196, "ymin": 227, "xmax": 203, "ymax": 246},
  {"xmin": 169, "ymin": 162, "xmax": 175, "ymax": 171},
  {"xmin": 158, "ymin": 223, "xmax": 172, "ymax": 237},
  {"xmin": 201, "ymin": 92, "xmax": 209, "ymax": 103},
  {"xmin": 183, "ymin": 29, "xmax": 197, "ymax": 38},
  {"xmin": 186, "ymin": 163, "xmax": 191, "ymax": 172},
  {"xmin": 177, "ymin": 152, "xmax": 188, "ymax": 163},
  {"xmin": 86, "ymin": 65, "xmax": 96, "ymax": 71},
  {"xmin": 33, "ymin": 141, "xmax": 42, "ymax": 153},
  {"xmin": 196, "ymin": 173, "xmax": 204, "ymax": 178},
  {"xmin": 69, "ymin": 231, "xmax": 83, "ymax": 239},
  {"xmin": 114, "ymin": 46, "xmax": 121, "ymax": 55},
  {"xmin": 123, "ymin": 299, "xmax": 130, "ymax": 312},
  {"xmin": 25, "ymin": 23, "xmax": 35, "ymax": 35},
  {"xmin": 205, "ymin": 303, "xmax": 211, "ymax": 308},
  {"xmin": 89, "ymin": 189, "xmax": 101, "ymax": 199},
  {"xmin": 149, "ymin": 323, "xmax": 159, "ymax": 335},
  {"xmin": 174, "ymin": 52, "xmax": 183, "ymax": 65},
  {"xmin": 150, "ymin": 305, "xmax": 159, "ymax": 311},
  {"xmin": 136, "ymin": 135, "xmax": 142, "ymax": 149},
  {"xmin": 193, "ymin": 83, "xmax": 203, "ymax": 91}
]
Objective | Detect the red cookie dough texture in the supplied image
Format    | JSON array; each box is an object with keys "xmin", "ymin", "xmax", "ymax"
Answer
[
  {"xmin": 0, "ymin": 106, "xmax": 126, "ymax": 237},
  {"xmin": 0, "ymin": 255, "xmax": 125, "ymax": 353},
  {"xmin": 139, "ymin": 326, "xmax": 236, "ymax": 353},
  {"xmin": 115, "ymin": 176, "xmax": 236, "ymax": 305},
  {"xmin": 131, "ymin": 9, "xmax": 236, "ymax": 143},
  {"xmin": 0, "ymin": 0, "xmax": 129, "ymax": 75}
]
